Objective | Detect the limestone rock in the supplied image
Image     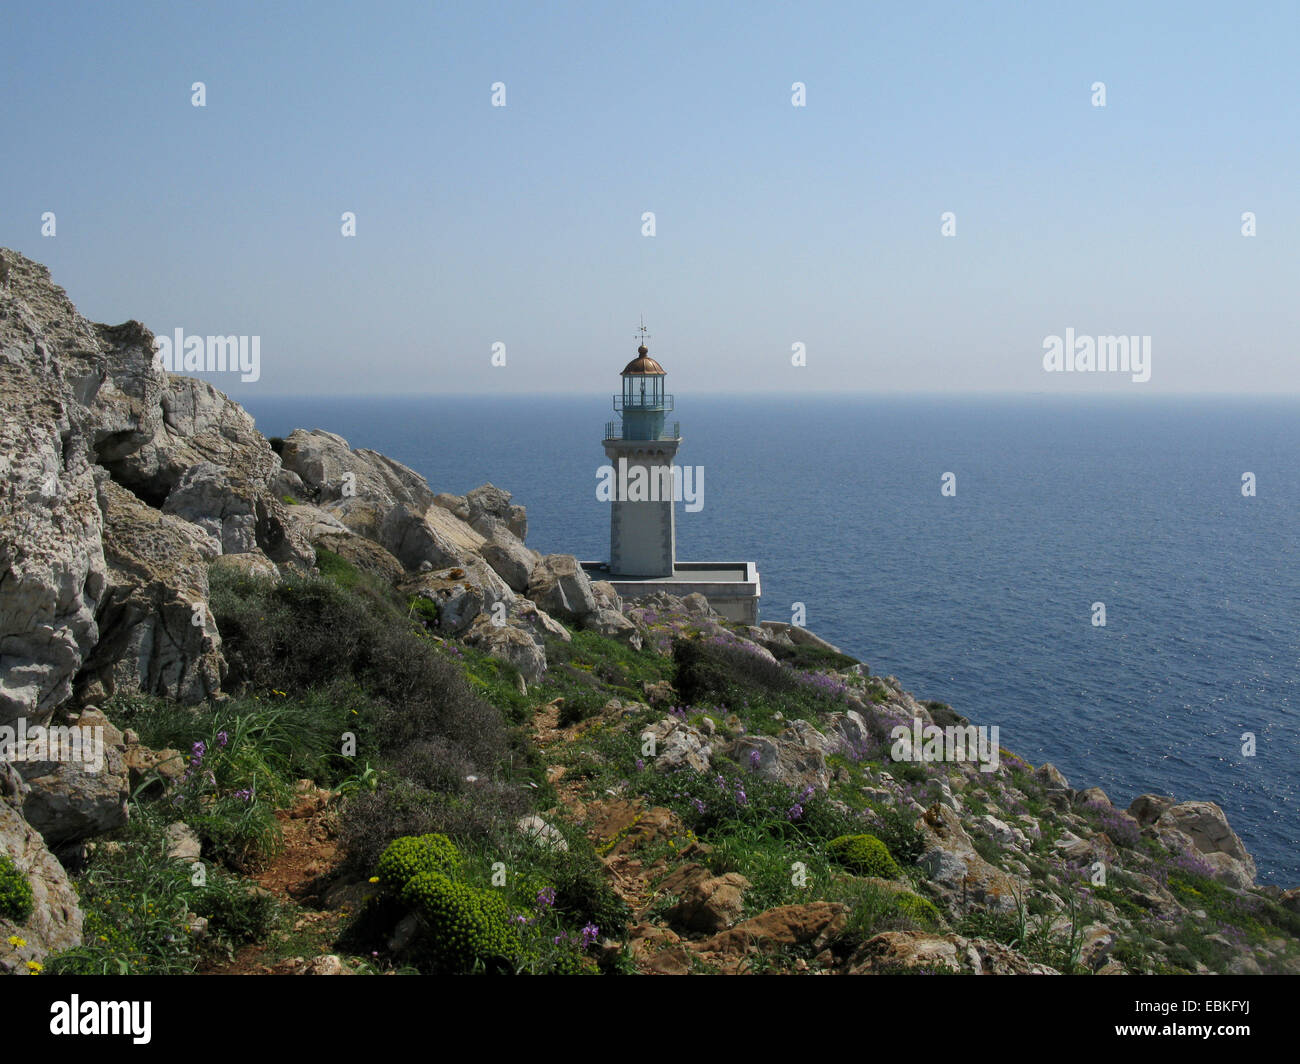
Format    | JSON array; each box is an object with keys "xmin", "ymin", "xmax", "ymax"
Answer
[
  {"xmin": 583, "ymin": 607, "xmax": 642, "ymax": 650},
  {"xmin": 474, "ymin": 518, "xmax": 538, "ymax": 593},
  {"xmin": 279, "ymin": 428, "xmax": 435, "ymax": 511},
  {"xmin": 464, "ymin": 483, "xmax": 516, "ymax": 532},
  {"xmin": 590, "ymin": 580, "xmax": 622, "ymax": 612},
  {"xmin": 311, "ymin": 531, "xmax": 405, "ymax": 585},
  {"xmin": 75, "ymin": 477, "xmax": 225, "ymax": 704},
  {"xmin": 17, "ymin": 707, "xmax": 130, "ymax": 850},
  {"xmin": 724, "ymin": 733, "xmax": 829, "ymax": 792},
  {"xmin": 916, "ymin": 802, "xmax": 1022, "ymax": 913},
  {"xmin": 846, "ymin": 931, "xmax": 1060, "ymax": 975},
  {"xmin": 401, "ymin": 570, "xmax": 486, "ymax": 636},
  {"xmin": 0, "ymin": 763, "xmax": 83, "ymax": 972},
  {"xmin": 282, "ymin": 502, "xmax": 350, "ymax": 541},
  {"xmin": 517, "ymin": 815, "xmax": 568, "ymax": 851},
  {"xmin": 1128, "ymin": 793, "xmax": 1176, "ymax": 826},
  {"xmin": 464, "ymin": 615, "xmax": 546, "ymax": 683},
  {"xmin": 163, "ymin": 821, "xmax": 202, "ymax": 863},
  {"xmin": 662, "ymin": 868, "xmax": 750, "ymax": 933},
  {"xmin": 0, "ymin": 347, "xmax": 106, "ymax": 727},
  {"xmin": 527, "ymin": 554, "xmax": 597, "ymax": 622},
  {"xmin": 1156, "ymin": 801, "xmax": 1256, "ymax": 885},
  {"xmin": 162, "ymin": 461, "xmax": 260, "ymax": 554},
  {"xmin": 645, "ymin": 718, "xmax": 713, "ymax": 774},
  {"xmin": 209, "ymin": 549, "xmax": 282, "ymax": 584},
  {"xmin": 432, "ymin": 493, "xmax": 470, "ymax": 520},
  {"xmin": 510, "ymin": 601, "xmax": 571, "ymax": 644},
  {"xmin": 699, "ymin": 902, "xmax": 848, "ymax": 957},
  {"xmin": 380, "ymin": 502, "xmax": 485, "ymax": 574}
]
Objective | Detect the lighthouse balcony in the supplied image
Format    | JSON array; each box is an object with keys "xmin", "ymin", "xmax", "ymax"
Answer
[
  {"xmin": 604, "ymin": 420, "xmax": 681, "ymax": 442},
  {"xmin": 613, "ymin": 394, "xmax": 674, "ymax": 413}
]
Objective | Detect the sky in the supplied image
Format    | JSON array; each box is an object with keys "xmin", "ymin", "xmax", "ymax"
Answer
[{"xmin": 1, "ymin": 0, "xmax": 1297, "ymax": 398}]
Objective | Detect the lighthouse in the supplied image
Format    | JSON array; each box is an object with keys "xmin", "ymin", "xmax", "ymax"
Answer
[
  {"xmin": 584, "ymin": 323, "xmax": 762, "ymax": 624},
  {"xmin": 602, "ymin": 323, "xmax": 680, "ymax": 577}
]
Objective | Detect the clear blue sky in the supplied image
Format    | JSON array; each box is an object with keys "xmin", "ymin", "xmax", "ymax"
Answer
[{"xmin": 2, "ymin": 1, "xmax": 1296, "ymax": 396}]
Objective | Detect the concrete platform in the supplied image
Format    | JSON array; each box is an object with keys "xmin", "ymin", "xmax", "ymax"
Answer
[{"xmin": 580, "ymin": 560, "xmax": 761, "ymax": 624}]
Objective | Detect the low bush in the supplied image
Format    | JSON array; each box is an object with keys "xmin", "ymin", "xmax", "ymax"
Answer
[
  {"xmin": 0, "ymin": 853, "xmax": 34, "ymax": 921},
  {"xmin": 828, "ymin": 834, "xmax": 901, "ymax": 879}
]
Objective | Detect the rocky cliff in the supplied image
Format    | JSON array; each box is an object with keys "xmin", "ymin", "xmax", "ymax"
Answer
[{"xmin": 1, "ymin": 249, "xmax": 1297, "ymax": 976}]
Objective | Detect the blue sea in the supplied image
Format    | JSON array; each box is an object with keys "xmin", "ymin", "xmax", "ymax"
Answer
[{"xmin": 241, "ymin": 394, "xmax": 1300, "ymax": 886}]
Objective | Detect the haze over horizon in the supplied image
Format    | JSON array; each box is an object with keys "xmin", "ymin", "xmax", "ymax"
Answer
[{"xmin": 2, "ymin": 1, "xmax": 1296, "ymax": 399}]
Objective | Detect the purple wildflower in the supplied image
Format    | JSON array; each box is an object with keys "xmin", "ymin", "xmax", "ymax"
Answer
[
  {"xmin": 787, "ymin": 803, "xmax": 804, "ymax": 821},
  {"xmin": 216, "ymin": 731, "xmax": 229, "ymax": 748}
]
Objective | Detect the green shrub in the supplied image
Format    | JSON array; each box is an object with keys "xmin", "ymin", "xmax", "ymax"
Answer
[
  {"xmin": 400, "ymin": 871, "xmax": 516, "ymax": 973},
  {"xmin": 376, "ymin": 834, "xmax": 462, "ymax": 890},
  {"xmin": 865, "ymin": 804, "xmax": 928, "ymax": 866},
  {"xmin": 408, "ymin": 596, "xmax": 440, "ymax": 629},
  {"xmin": 0, "ymin": 853, "xmax": 34, "ymax": 921},
  {"xmin": 768, "ymin": 642, "xmax": 860, "ymax": 671},
  {"xmin": 895, "ymin": 892, "xmax": 941, "ymax": 928},
  {"xmin": 828, "ymin": 834, "xmax": 900, "ymax": 879},
  {"xmin": 339, "ymin": 776, "xmax": 529, "ymax": 876},
  {"xmin": 44, "ymin": 818, "xmax": 278, "ymax": 975}
]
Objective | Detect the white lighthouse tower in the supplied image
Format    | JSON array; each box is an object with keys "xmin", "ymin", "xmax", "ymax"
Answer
[
  {"xmin": 584, "ymin": 323, "xmax": 762, "ymax": 624},
  {"xmin": 603, "ymin": 323, "xmax": 679, "ymax": 577}
]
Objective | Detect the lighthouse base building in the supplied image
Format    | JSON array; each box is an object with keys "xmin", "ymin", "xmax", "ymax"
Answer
[{"xmin": 581, "ymin": 334, "xmax": 761, "ymax": 624}]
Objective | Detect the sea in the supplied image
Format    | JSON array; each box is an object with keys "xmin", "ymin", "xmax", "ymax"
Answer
[{"xmin": 240, "ymin": 394, "xmax": 1300, "ymax": 887}]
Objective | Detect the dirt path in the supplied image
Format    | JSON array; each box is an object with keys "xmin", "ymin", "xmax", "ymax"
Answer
[{"xmin": 200, "ymin": 787, "xmax": 345, "ymax": 975}]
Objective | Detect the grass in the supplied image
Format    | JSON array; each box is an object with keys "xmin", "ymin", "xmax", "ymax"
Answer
[{"xmin": 43, "ymin": 817, "xmax": 279, "ymax": 975}]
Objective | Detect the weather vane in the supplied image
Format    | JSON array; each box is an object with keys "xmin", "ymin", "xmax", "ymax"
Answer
[{"xmin": 634, "ymin": 316, "xmax": 651, "ymax": 346}]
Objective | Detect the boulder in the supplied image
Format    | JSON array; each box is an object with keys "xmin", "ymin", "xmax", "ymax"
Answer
[
  {"xmin": 282, "ymin": 502, "xmax": 350, "ymax": 541},
  {"xmin": 517, "ymin": 814, "xmax": 568, "ymax": 852},
  {"xmin": 75, "ymin": 477, "xmax": 225, "ymax": 705},
  {"xmin": 320, "ymin": 496, "xmax": 388, "ymax": 541},
  {"xmin": 209, "ymin": 549, "xmax": 282, "ymax": 584},
  {"xmin": 16, "ymin": 707, "xmax": 130, "ymax": 850},
  {"xmin": 379, "ymin": 503, "xmax": 485, "ymax": 573},
  {"xmin": 1128, "ymin": 793, "xmax": 1176, "ymax": 827},
  {"xmin": 464, "ymin": 483, "xmax": 514, "ymax": 529},
  {"xmin": 916, "ymin": 802, "xmax": 1023, "ymax": 913},
  {"xmin": 645, "ymin": 718, "xmax": 713, "ymax": 774},
  {"xmin": 527, "ymin": 554, "xmax": 597, "ymax": 622},
  {"xmin": 846, "ymin": 931, "xmax": 1060, "ymax": 975},
  {"xmin": 464, "ymin": 615, "xmax": 546, "ymax": 683},
  {"xmin": 583, "ymin": 607, "xmax": 642, "ymax": 650},
  {"xmin": 590, "ymin": 580, "xmax": 622, "ymax": 612},
  {"xmin": 0, "ymin": 763, "xmax": 83, "ymax": 972},
  {"xmin": 401, "ymin": 570, "xmax": 486, "ymax": 636},
  {"xmin": 474, "ymin": 518, "xmax": 538, "ymax": 593},
  {"xmin": 698, "ymin": 902, "xmax": 848, "ymax": 956},
  {"xmin": 163, "ymin": 821, "xmax": 202, "ymax": 863},
  {"xmin": 1156, "ymin": 801, "xmax": 1256, "ymax": 884},
  {"xmin": 724, "ymin": 733, "xmax": 829, "ymax": 793},
  {"xmin": 311, "ymin": 531, "xmax": 405, "ymax": 585},
  {"xmin": 278, "ymin": 429, "xmax": 435, "ymax": 511},
  {"xmin": 162, "ymin": 461, "xmax": 260, "ymax": 554},
  {"xmin": 0, "ymin": 344, "xmax": 107, "ymax": 727},
  {"xmin": 662, "ymin": 868, "xmax": 751, "ymax": 933},
  {"xmin": 432, "ymin": 492, "xmax": 469, "ymax": 520},
  {"xmin": 510, "ymin": 601, "xmax": 571, "ymax": 644}
]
